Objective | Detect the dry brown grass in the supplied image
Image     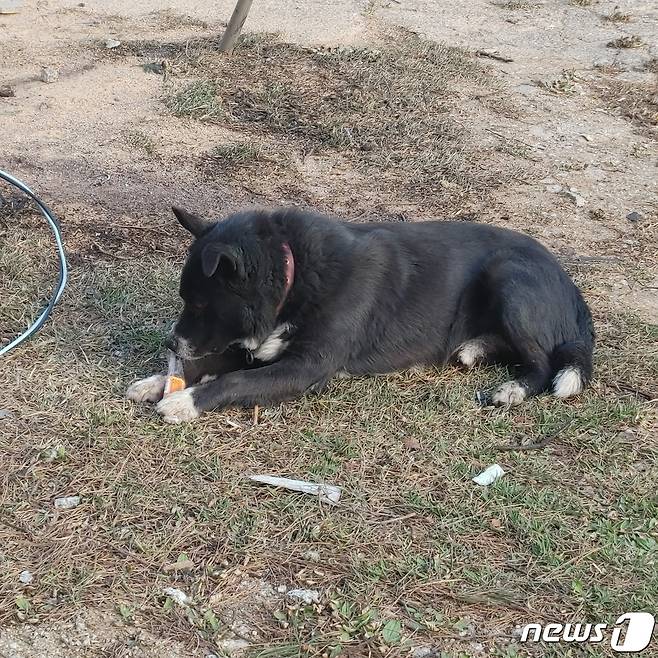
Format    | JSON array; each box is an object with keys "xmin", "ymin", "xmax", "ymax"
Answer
[
  {"xmin": 494, "ymin": 1, "xmax": 541, "ymax": 10},
  {"xmin": 122, "ymin": 30, "xmax": 518, "ymax": 212},
  {"xmin": 607, "ymin": 35, "xmax": 644, "ymax": 49},
  {"xmin": 592, "ymin": 78, "xmax": 658, "ymax": 131},
  {"xmin": 603, "ymin": 9, "xmax": 631, "ymax": 23},
  {"xmin": 2, "ymin": 191, "xmax": 658, "ymax": 656},
  {"xmin": 3, "ymin": 25, "xmax": 658, "ymax": 658}
]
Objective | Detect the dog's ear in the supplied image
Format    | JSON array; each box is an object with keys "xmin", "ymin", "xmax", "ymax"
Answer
[
  {"xmin": 172, "ymin": 206, "xmax": 211, "ymax": 237},
  {"xmin": 201, "ymin": 243, "xmax": 245, "ymax": 280}
]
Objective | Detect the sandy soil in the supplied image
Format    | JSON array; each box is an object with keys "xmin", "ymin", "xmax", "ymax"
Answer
[{"xmin": 1, "ymin": 0, "xmax": 656, "ymax": 655}]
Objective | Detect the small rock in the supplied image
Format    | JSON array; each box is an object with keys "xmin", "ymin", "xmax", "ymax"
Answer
[
  {"xmin": 104, "ymin": 38, "xmax": 121, "ymax": 49},
  {"xmin": 302, "ymin": 549, "xmax": 321, "ymax": 562},
  {"xmin": 412, "ymin": 648, "xmax": 436, "ymax": 658},
  {"xmin": 403, "ymin": 436, "xmax": 422, "ymax": 450},
  {"xmin": 54, "ymin": 495, "xmax": 80, "ymax": 509},
  {"xmin": 560, "ymin": 190, "xmax": 586, "ymax": 207},
  {"xmin": 19, "ymin": 570, "xmax": 33, "ymax": 584},
  {"xmin": 626, "ymin": 211, "xmax": 642, "ymax": 223},
  {"xmin": 42, "ymin": 445, "xmax": 65, "ymax": 462},
  {"xmin": 162, "ymin": 557, "xmax": 194, "ymax": 574},
  {"xmin": 0, "ymin": 408, "xmax": 12, "ymax": 419},
  {"xmin": 216, "ymin": 639, "xmax": 250, "ymax": 653},
  {"xmin": 516, "ymin": 83, "xmax": 539, "ymax": 98},
  {"xmin": 142, "ymin": 61, "xmax": 165, "ymax": 75},
  {"xmin": 0, "ymin": 85, "xmax": 15, "ymax": 98},
  {"xmin": 546, "ymin": 184, "xmax": 563, "ymax": 193},
  {"xmin": 286, "ymin": 588, "xmax": 320, "ymax": 605},
  {"xmin": 276, "ymin": 584, "xmax": 288, "ymax": 593},
  {"xmin": 40, "ymin": 67, "xmax": 59, "ymax": 83}
]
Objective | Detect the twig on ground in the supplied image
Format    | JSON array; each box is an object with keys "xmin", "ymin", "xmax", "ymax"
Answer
[
  {"xmin": 93, "ymin": 242, "xmax": 132, "ymax": 260},
  {"xmin": 477, "ymin": 50, "xmax": 514, "ymax": 63}
]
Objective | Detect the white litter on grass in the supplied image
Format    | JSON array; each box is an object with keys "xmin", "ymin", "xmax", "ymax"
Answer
[
  {"xmin": 54, "ymin": 495, "xmax": 81, "ymax": 509},
  {"xmin": 287, "ymin": 588, "xmax": 320, "ymax": 605},
  {"xmin": 472, "ymin": 464, "xmax": 505, "ymax": 486},
  {"xmin": 248, "ymin": 475, "xmax": 341, "ymax": 505},
  {"xmin": 163, "ymin": 587, "xmax": 191, "ymax": 606},
  {"xmin": 19, "ymin": 570, "xmax": 33, "ymax": 584}
]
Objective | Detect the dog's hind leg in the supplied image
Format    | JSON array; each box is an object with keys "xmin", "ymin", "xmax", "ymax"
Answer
[
  {"xmin": 454, "ymin": 334, "xmax": 513, "ymax": 369},
  {"xmin": 490, "ymin": 338, "xmax": 552, "ymax": 406},
  {"xmin": 481, "ymin": 257, "xmax": 561, "ymax": 406}
]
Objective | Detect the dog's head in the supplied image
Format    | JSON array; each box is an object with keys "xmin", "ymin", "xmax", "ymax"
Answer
[{"xmin": 169, "ymin": 206, "xmax": 285, "ymax": 360}]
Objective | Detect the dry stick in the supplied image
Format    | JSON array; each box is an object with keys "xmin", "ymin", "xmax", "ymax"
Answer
[
  {"xmin": 603, "ymin": 379, "xmax": 655, "ymax": 401},
  {"xmin": 218, "ymin": 0, "xmax": 254, "ymax": 55},
  {"xmin": 476, "ymin": 50, "xmax": 514, "ymax": 63},
  {"xmin": 494, "ymin": 421, "xmax": 573, "ymax": 452},
  {"xmin": 93, "ymin": 242, "xmax": 132, "ymax": 260}
]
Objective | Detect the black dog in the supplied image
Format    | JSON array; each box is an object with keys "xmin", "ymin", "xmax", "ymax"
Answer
[{"xmin": 126, "ymin": 207, "xmax": 594, "ymax": 423}]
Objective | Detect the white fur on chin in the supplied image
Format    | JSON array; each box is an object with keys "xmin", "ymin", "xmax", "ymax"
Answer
[{"xmin": 156, "ymin": 389, "xmax": 200, "ymax": 423}]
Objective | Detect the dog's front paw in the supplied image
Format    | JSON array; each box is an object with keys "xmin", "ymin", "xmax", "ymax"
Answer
[
  {"xmin": 126, "ymin": 375, "xmax": 166, "ymax": 403},
  {"xmin": 156, "ymin": 389, "xmax": 200, "ymax": 424}
]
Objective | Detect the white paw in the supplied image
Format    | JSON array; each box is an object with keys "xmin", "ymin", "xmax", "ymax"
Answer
[
  {"xmin": 492, "ymin": 381, "xmax": 527, "ymax": 406},
  {"xmin": 126, "ymin": 375, "xmax": 166, "ymax": 403},
  {"xmin": 155, "ymin": 389, "xmax": 200, "ymax": 424},
  {"xmin": 456, "ymin": 340, "xmax": 486, "ymax": 368}
]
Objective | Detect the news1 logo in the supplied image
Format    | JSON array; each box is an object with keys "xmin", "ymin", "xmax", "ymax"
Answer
[{"xmin": 520, "ymin": 612, "xmax": 655, "ymax": 652}]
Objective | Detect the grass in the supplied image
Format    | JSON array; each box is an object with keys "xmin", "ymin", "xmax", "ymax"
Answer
[
  {"xmin": 149, "ymin": 8, "xmax": 209, "ymax": 30},
  {"xmin": 569, "ymin": 0, "xmax": 596, "ymax": 6},
  {"xmin": 122, "ymin": 129, "xmax": 157, "ymax": 156},
  {"xmin": 3, "ymin": 23, "xmax": 658, "ymax": 656},
  {"xmin": 2, "ymin": 198, "xmax": 657, "ymax": 656},
  {"xmin": 592, "ymin": 78, "xmax": 658, "ymax": 130},
  {"xmin": 151, "ymin": 30, "xmax": 513, "ymax": 209},
  {"xmin": 494, "ymin": 1, "xmax": 540, "ymax": 10},
  {"xmin": 205, "ymin": 143, "xmax": 264, "ymax": 171},
  {"xmin": 607, "ymin": 35, "xmax": 644, "ymax": 49},
  {"xmin": 165, "ymin": 80, "xmax": 223, "ymax": 121},
  {"xmin": 540, "ymin": 69, "xmax": 580, "ymax": 95},
  {"xmin": 603, "ymin": 9, "xmax": 631, "ymax": 23}
]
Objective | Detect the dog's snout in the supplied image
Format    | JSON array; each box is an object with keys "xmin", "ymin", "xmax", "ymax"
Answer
[{"xmin": 165, "ymin": 334, "xmax": 179, "ymax": 353}]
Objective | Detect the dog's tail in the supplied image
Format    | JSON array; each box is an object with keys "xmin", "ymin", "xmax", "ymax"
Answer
[{"xmin": 550, "ymin": 292, "xmax": 595, "ymax": 399}]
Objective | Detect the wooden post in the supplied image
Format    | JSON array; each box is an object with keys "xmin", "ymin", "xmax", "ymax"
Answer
[{"xmin": 218, "ymin": 0, "xmax": 254, "ymax": 54}]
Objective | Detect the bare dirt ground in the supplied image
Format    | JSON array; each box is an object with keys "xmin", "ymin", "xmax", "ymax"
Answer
[{"xmin": 1, "ymin": 1, "xmax": 657, "ymax": 657}]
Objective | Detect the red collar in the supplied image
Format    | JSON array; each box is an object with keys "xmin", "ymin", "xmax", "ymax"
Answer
[{"xmin": 276, "ymin": 242, "xmax": 294, "ymax": 315}]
